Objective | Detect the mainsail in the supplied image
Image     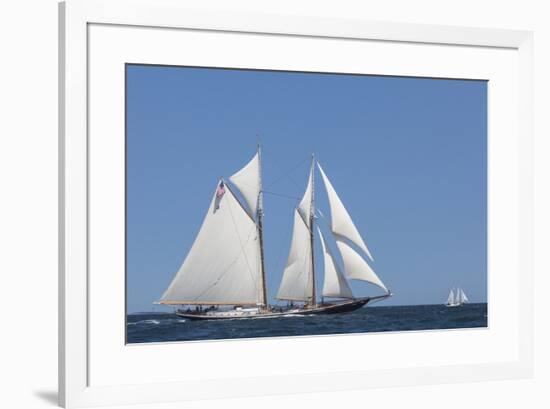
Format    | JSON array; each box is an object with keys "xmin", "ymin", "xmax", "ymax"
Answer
[
  {"xmin": 160, "ymin": 182, "xmax": 261, "ymax": 304},
  {"xmin": 276, "ymin": 163, "xmax": 315, "ymax": 302},
  {"xmin": 160, "ymin": 151, "xmax": 266, "ymax": 305},
  {"xmin": 317, "ymin": 163, "xmax": 374, "ymax": 261},
  {"xmin": 318, "ymin": 227, "xmax": 353, "ymax": 299}
]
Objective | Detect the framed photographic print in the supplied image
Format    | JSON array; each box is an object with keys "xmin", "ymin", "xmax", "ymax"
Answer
[{"xmin": 59, "ymin": 0, "xmax": 533, "ymax": 407}]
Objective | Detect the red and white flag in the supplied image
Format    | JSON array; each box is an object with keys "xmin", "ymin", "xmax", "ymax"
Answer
[{"xmin": 216, "ymin": 181, "xmax": 226, "ymax": 198}]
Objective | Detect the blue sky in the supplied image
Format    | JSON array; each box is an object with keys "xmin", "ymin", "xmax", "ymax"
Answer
[{"xmin": 126, "ymin": 64, "xmax": 487, "ymax": 313}]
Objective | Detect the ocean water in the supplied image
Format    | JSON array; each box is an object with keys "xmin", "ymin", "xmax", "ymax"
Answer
[{"xmin": 126, "ymin": 303, "xmax": 487, "ymax": 343}]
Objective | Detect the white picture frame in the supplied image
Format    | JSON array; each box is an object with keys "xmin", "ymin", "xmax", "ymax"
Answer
[{"xmin": 59, "ymin": 0, "xmax": 534, "ymax": 407}]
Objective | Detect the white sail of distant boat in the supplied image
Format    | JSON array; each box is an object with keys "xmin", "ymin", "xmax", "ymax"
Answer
[
  {"xmin": 159, "ymin": 147, "xmax": 391, "ymax": 320},
  {"xmin": 446, "ymin": 289, "xmax": 455, "ymax": 305},
  {"xmin": 446, "ymin": 287, "xmax": 469, "ymax": 307},
  {"xmin": 458, "ymin": 288, "xmax": 469, "ymax": 304}
]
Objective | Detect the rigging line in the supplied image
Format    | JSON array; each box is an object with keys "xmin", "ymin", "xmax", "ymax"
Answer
[
  {"xmin": 262, "ymin": 190, "xmax": 302, "ymax": 201},
  {"xmin": 368, "ymin": 296, "xmax": 389, "ymax": 306},
  {"xmin": 264, "ymin": 155, "xmax": 310, "ymax": 191}
]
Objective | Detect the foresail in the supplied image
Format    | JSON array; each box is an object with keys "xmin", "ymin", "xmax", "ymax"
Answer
[
  {"xmin": 276, "ymin": 210, "xmax": 313, "ymax": 301},
  {"xmin": 317, "ymin": 163, "xmax": 374, "ymax": 261},
  {"xmin": 336, "ymin": 240, "xmax": 388, "ymax": 293},
  {"xmin": 160, "ymin": 181, "xmax": 262, "ymax": 305},
  {"xmin": 229, "ymin": 153, "xmax": 261, "ymax": 217},
  {"xmin": 318, "ymin": 228, "xmax": 353, "ymax": 299}
]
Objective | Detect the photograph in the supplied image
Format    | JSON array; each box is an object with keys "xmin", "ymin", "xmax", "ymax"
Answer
[{"xmin": 125, "ymin": 64, "xmax": 488, "ymax": 343}]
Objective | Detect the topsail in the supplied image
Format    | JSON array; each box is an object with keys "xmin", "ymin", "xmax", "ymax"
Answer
[
  {"xmin": 297, "ymin": 162, "xmax": 314, "ymax": 226},
  {"xmin": 229, "ymin": 153, "xmax": 261, "ymax": 217}
]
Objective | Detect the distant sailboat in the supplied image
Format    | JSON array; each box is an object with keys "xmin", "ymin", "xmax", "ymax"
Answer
[
  {"xmin": 446, "ymin": 287, "xmax": 469, "ymax": 307},
  {"xmin": 157, "ymin": 146, "xmax": 391, "ymax": 320}
]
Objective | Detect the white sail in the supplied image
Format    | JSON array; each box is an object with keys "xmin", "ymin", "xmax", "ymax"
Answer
[
  {"xmin": 317, "ymin": 163, "xmax": 374, "ymax": 261},
  {"xmin": 276, "ymin": 209, "xmax": 313, "ymax": 301},
  {"xmin": 229, "ymin": 153, "xmax": 261, "ymax": 216},
  {"xmin": 336, "ymin": 240, "xmax": 388, "ymax": 293},
  {"xmin": 458, "ymin": 288, "xmax": 468, "ymax": 303},
  {"xmin": 160, "ymin": 181, "xmax": 262, "ymax": 305},
  {"xmin": 446, "ymin": 289, "xmax": 455, "ymax": 305},
  {"xmin": 297, "ymin": 161, "xmax": 314, "ymax": 226},
  {"xmin": 318, "ymin": 227, "xmax": 353, "ymax": 299}
]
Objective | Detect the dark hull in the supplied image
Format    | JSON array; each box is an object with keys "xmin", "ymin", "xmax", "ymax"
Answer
[{"xmin": 175, "ymin": 295, "xmax": 390, "ymax": 321}]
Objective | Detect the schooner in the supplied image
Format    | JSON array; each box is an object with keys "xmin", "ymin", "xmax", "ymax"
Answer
[
  {"xmin": 445, "ymin": 287, "xmax": 469, "ymax": 308},
  {"xmin": 158, "ymin": 146, "xmax": 391, "ymax": 320}
]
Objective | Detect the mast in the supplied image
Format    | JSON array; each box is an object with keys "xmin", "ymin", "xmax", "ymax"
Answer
[
  {"xmin": 309, "ymin": 154, "xmax": 317, "ymax": 307},
  {"xmin": 257, "ymin": 143, "xmax": 268, "ymax": 308}
]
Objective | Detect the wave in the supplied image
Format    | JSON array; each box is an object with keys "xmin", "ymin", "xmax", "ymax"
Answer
[
  {"xmin": 128, "ymin": 319, "xmax": 161, "ymax": 326},
  {"xmin": 129, "ymin": 318, "xmax": 188, "ymax": 326}
]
